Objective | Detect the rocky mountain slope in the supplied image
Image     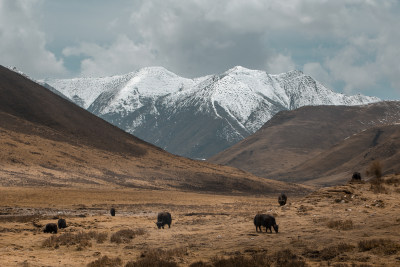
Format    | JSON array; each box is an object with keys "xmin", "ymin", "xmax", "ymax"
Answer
[
  {"xmin": 0, "ymin": 65, "xmax": 308, "ymax": 194},
  {"xmin": 41, "ymin": 66, "xmax": 379, "ymax": 159},
  {"xmin": 210, "ymin": 102, "xmax": 400, "ymax": 186}
]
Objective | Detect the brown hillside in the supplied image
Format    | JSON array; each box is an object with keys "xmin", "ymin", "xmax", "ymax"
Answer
[
  {"xmin": 0, "ymin": 65, "xmax": 308, "ymax": 194},
  {"xmin": 276, "ymin": 124, "xmax": 400, "ymax": 186},
  {"xmin": 210, "ymin": 102, "xmax": 400, "ymax": 186}
]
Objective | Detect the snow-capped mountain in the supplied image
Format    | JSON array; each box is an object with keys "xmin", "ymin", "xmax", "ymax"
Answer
[{"xmin": 40, "ymin": 66, "xmax": 380, "ymax": 159}]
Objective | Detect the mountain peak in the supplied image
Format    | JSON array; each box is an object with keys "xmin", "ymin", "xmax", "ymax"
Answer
[
  {"xmin": 227, "ymin": 65, "xmax": 251, "ymax": 72},
  {"xmin": 136, "ymin": 66, "xmax": 176, "ymax": 76},
  {"xmin": 224, "ymin": 66, "xmax": 262, "ymax": 76},
  {"xmin": 286, "ymin": 69, "xmax": 304, "ymax": 75},
  {"xmin": 42, "ymin": 66, "xmax": 380, "ymax": 159},
  {"xmin": 276, "ymin": 69, "xmax": 304, "ymax": 78}
]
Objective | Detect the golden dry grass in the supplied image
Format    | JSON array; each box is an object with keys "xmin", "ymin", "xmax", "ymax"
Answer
[{"xmin": 0, "ymin": 175, "xmax": 400, "ymax": 266}]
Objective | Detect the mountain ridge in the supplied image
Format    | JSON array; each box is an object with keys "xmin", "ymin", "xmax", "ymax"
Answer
[
  {"xmin": 210, "ymin": 101, "xmax": 400, "ymax": 186},
  {"xmin": 0, "ymin": 65, "xmax": 309, "ymax": 194},
  {"xmin": 38, "ymin": 66, "xmax": 380, "ymax": 159}
]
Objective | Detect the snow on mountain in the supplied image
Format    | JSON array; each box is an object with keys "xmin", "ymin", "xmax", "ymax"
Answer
[
  {"xmin": 40, "ymin": 66, "xmax": 380, "ymax": 159},
  {"xmin": 6, "ymin": 66, "xmax": 70, "ymax": 100}
]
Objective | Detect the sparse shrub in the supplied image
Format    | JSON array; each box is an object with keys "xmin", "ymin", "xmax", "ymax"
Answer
[
  {"xmin": 208, "ymin": 252, "xmax": 275, "ymax": 267},
  {"xmin": 189, "ymin": 261, "xmax": 212, "ymax": 267},
  {"xmin": 356, "ymin": 256, "xmax": 371, "ymax": 263},
  {"xmin": 42, "ymin": 232, "xmax": 91, "ymax": 248},
  {"xmin": 32, "ymin": 219, "xmax": 43, "ymax": 228},
  {"xmin": 88, "ymin": 231, "xmax": 108, "ymax": 243},
  {"xmin": 273, "ymin": 249, "xmax": 307, "ymax": 267},
  {"xmin": 337, "ymin": 242, "xmax": 355, "ymax": 252},
  {"xmin": 327, "ymin": 219, "xmax": 353, "ymax": 230},
  {"xmin": 302, "ymin": 248, "xmax": 320, "ymax": 259},
  {"xmin": 297, "ymin": 205, "xmax": 313, "ymax": 213},
  {"xmin": 369, "ymin": 178, "xmax": 387, "ymax": 194},
  {"xmin": 319, "ymin": 243, "xmax": 354, "ymax": 260},
  {"xmin": 0, "ymin": 215, "xmax": 41, "ymax": 223},
  {"xmin": 385, "ymin": 177, "xmax": 400, "ymax": 186},
  {"xmin": 358, "ymin": 239, "xmax": 400, "ymax": 255},
  {"xmin": 125, "ymin": 248, "xmax": 181, "ymax": 267},
  {"xmin": 42, "ymin": 231, "xmax": 108, "ymax": 248},
  {"xmin": 336, "ymin": 264, "xmax": 372, "ymax": 267},
  {"xmin": 87, "ymin": 256, "xmax": 122, "ymax": 267},
  {"xmin": 371, "ymin": 199, "xmax": 385, "ymax": 208},
  {"xmin": 111, "ymin": 229, "xmax": 145, "ymax": 244},
  {"xmin": 366, "ymin": 160, "xmax": 383, "ymax": 178},
  {"xmin": 189, "ymin": 250, "xmax": 306, "ymax": 267},
  {"xmin": 142, "ymin": 247, "xmax": 187, "ymax": 259},
  {"xmin": 125, "ymin": 259, "xmax": 177, "ymax": 267},
  {"xmin": 319, "ymin": 247, "xmax": 338, "ymax": 261},
  {"xmin": 211, "ymin": 255, "xmax": 258, "ymax": 267}
]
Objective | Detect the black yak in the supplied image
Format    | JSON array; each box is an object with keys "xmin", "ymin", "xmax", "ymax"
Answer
[
  {"xmin": 254, "ymin": 214, "xmax": 279, "ymax": 233},
  {"xmin": 110, "ymin": 208, "xmax": 116, "ymax": 216},
  {"xmin": 57, "ymin": 218, "xmax": 67, "ymax": 229},
  {"xmin": 352, "ymin": 172, "xmax": 362, "ymax": 180},
  {"xmin": 43, "ymin": 223, "xmax": 58, "ymax": 234},
  {"xmin": 278, "ymin": 193, "xmax": 287, "ymax": 206},
  {"xmin": 156, "ymin": 212, "xmax": 172, "ymax": 229},
  {"xmin": 254, "ymin": 214, "xmax": 264, "ymax": 232}
]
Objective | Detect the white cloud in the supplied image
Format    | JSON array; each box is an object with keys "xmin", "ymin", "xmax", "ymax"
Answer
[
  {"xmin": 266, "ymin": 54, "xmax": 296, "ymax": 74},
  {"xmin": 2, "ymin": 0, "xmax": 400, "ymax": 98},
  {"xmin": 0, "ymin": 0, "xmax": 66, "ymax": 78},
  {"xmin": 325, "ymin": 46, "xmax": 378, "ymax": 93},
  {"xmin": 62, "ymin": 35, "xmax": 157, "ymax": 77},
  {"xmin": 303, "ymin": 62, "xmax": 332, "ymax": 88}
]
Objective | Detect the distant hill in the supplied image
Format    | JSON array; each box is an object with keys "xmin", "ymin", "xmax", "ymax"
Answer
[
  {"xmin": 40, "ymin": 66, "xmax": 379, "ymax": 159},
  {"xmin": 280, "ymin": 124, "xmax": 400, "ymax": 186},
  {"xmin": 0, "ymin": 65, "xmax": 308, "ymax": 194},
  {"xmin": 210, "ymin": 102, "xmax": 400, "ymax": 186}
]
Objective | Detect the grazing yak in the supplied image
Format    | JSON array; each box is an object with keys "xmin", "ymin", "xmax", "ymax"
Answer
[
  {"xmin": 57, "ymin": 218, "xmax": 67, "ymax": 229},
  {"xmin": 43, "ymin": 223, "xmax": 58, "ymax": 234},
  {"xmin": 110, "ymin": 208, "xmax": 116, "ymax": 216},
  {"xmin": 254, "ymin": 214, "xmax": 279, "ymax": 233},
  {"xmin": 278, "ymin": 193, "xmax": 287, "ymax": 206},
  {"xmin": 352, "ymin": 172, "xmax": 362, "ymax": 180},
  {"xmin": 156, "ymin": 212, "xmax": 172, "ymax": 229}
]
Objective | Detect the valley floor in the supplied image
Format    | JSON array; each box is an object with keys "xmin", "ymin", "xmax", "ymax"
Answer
[{"xmin": 0, "ymin": 177, "xmax": 399, "ymax": 266}]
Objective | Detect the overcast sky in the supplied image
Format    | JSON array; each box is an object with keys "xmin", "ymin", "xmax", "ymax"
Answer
[{"xmin": 1, "ymin": 0, "xmax": 400, "ymax": 99}]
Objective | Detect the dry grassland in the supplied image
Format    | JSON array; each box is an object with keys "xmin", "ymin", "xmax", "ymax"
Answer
[
  {"xmin": 0, "ymin": 126, "xmax": 308, "ymax": 194},
  {"xmin": 0, "ymin": 176, "xmax": 400, "ymax": 266}
]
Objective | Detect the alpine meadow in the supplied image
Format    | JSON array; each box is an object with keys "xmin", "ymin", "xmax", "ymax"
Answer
[{"xmin": 1, "ymin": 1, "xmax": 400, "ymax": 266}]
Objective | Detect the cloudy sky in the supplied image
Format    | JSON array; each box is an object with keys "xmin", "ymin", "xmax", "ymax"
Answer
[{"xmin": 1, "ymin": 0, "xmax": 400, "ymax": 99}]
